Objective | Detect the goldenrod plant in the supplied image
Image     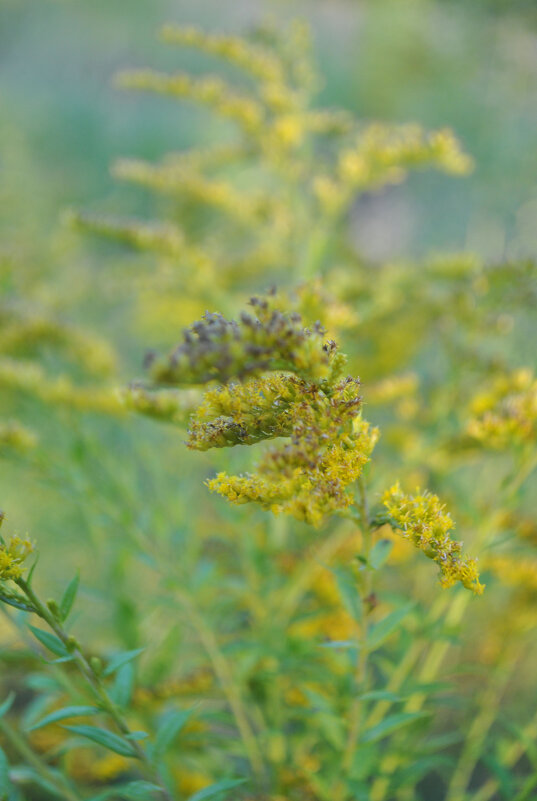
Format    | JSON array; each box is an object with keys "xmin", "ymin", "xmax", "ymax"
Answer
[{"xmin": 1, "ymin": 12, "xmax": 536, "ymax": 801}]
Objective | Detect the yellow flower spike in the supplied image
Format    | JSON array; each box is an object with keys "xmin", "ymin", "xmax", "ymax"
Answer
[{"xmin": 383, "ymin": 483, "xmax": 484, "ymax": 595}]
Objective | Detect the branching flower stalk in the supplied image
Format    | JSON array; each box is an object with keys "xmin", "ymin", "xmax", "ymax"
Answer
[
  {"xmin": 129, "ymin": 290, "xmax": 484, "ymax": 797},
  {"xmin": 0, "ymin": 513, "xmax": 172, "ymax": 801},
  {"xmin": 369, "ymin": 437, "xmax": 537, "ymax": 801}
]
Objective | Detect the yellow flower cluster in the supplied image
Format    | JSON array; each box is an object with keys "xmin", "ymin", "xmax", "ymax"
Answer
[
  {"xmin": 66, "ymin": 210, "xmax": 211, "ymax": 266},
  {"xmin": 486, "ymin": 555, "xmax": 537, "ymax": 594},
  {"xmin": 0, "ymin": 420, "xmax": 37, "ymax": 452},
  {"xmin": 116, "ymin": 69, "xmax": 265, "ymax": 135},
  {"xmin": 467, "ymin": 368, "xmax": 537, "ymax": 448},
  {"xmin": 0, "ymin": 357, "xmax": 123, "ymax": 417},
  {"xmin": 0, "ymin": 514, "xmax": 34, "ymax": 582},
  {"xmin": 315, "ymin": 124, "xmax": 472, "ymax": 213},
  {"xmin": 382, "ymin": 483, "xmax": 484, "ymax": 594},
  {"xmin": 365, "ymin": 373, "xmax": 418, "ymax": 405},
  {"xmin": 113, "ymin": 157, "xmax": 262, "ymax": 225},
  {"xmin": 133, "ymin": 291, "xmax": 378, "ymax": 526},
  {"xmin": 0, "ymin": 310, "xmax": 116, "ymax": 377},
  {"xmin": 146, "ymin": 292, "xmax": 334, "ymax": 386},
  {"xmin": 160, "ymin": 24, "xmax": 286, "ymax": 89},
  {"xmin": 207, "ymin": 395, "xmax": 378, "ymax": 527},
  {"xmin": 122, "ymin": 384, "xmax": 200, "ymax": 427}
]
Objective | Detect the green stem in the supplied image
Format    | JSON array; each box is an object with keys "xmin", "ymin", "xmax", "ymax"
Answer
[
  {"xmin": 335, "ymin": 474, "xmax": 374, "ymax": 801},
  {"xmin": 445, "ymin": 650, "xmax": 515, "ymax": 801}
]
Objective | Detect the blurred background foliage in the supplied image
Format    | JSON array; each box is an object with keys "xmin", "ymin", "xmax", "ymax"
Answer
[{"xmin": 0, "ymin": 1, "xmax": 536, "ymax": 799}]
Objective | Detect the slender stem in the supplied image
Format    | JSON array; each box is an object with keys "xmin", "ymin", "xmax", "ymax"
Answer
[
  {"xmin": 171, "ymin": 586, "xmax": 266, "ymax": 782},
  {"xmin": 371, "ymin": 446, "xmax": 536, "ymax": 801},
  {"xmin": 0, "ymin": 716, "xmax": 82, "ymax": 801},
  {"xmin": 16, "ymin": 578, "xmax": 174, "ymax": 801},
  {"xmin": 445, "ymin": 650, "xmax": 515, "ymax": 801},
  {"xmin": 472, "ymin": 706, "xmax": 537, "ymax": 801},
  {"xmin": 334, "ymin": 475, "xmax": 373, "ymax": 801}
]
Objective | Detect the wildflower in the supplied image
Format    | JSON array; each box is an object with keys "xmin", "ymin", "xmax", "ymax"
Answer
[
  {"xmin": 486, "ymin": 555, "xmax": 537, "ymax": 594},
  {"xmin": 160, "ymin": 24, "xmax": 286, "ymax": 88},
  {"xmin": 145, "ymin": 293, "xmax": 333, "ymax": 386},
  {"xmin": 0, "ymin": 358, "xmax": 123, "ymax": 417},
  {"xmin": 0, "ymin": 516, "xmax": 34, "ymax": 582},
  {"xmin": 206, "ymin": 401, "xmax": 378, "ymax": 527},
  {"xmin": 467, "ymin": 368, "xmax": 537, "ymax": 448},
  {"xmin": 116, "ymin": 70, "xmax": 264, "ymax": 135},
  {"xmin": 122, "ymin": 384, "xmax": 200, "ymax": 427},
  {"xmin": 382, "ymin": 483, "xmax": 484, "ymax": 594},
  {"xmin": 134, "ymin": 290, "xmax": 378, "ymax": 526}
]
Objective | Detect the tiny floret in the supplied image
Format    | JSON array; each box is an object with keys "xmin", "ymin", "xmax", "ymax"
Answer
[{"xmin": 0, "ymin": 515, "xmax": 34, "ymax": 582}]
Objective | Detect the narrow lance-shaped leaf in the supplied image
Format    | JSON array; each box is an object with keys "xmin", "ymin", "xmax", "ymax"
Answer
[
  {"xmin": 332, "ymin": 566, "xmax": 363, "ymax": 623},
  {"xmin": 0, "ymin": 745, "xmax": 11, "ymax": 797},
  {"xmin": 63, "ymin": 725, "xmax": 138, "ymax": 758},
  {"xmin": 59, "ymin": 573, "xmax": 79, "ymax": 622},
  {"xmin": 369, "ymin": 539, "xmax": 393, "ymax": 570},
  {"xmin": 29, "ymin": 705, "xmax": 99, "ymax": 732},
  {"xmin": 187, "ymin": 779, "xmax": 247, "ymax": 801},
  {"xmin": 151, "ymin": 708, "xmax": 194, "ymax": 762},
  {"xmin": 110, "ymin": 662, "xmax": 135, "ymax": 708},
  {"xmin": 28, "ymin": 625, "xmax": 69, "ymax": 658},
  {"xmin": 87, "ymin": 781, "xmax": 162, "ymax": 801},
  {"xmin": 361, "ymin": 711, "xmax": 428, "ymax": 743},
  {"xmin": 0, "ymin": 693, "xmax": 15, "ymax": 719},
  {"xmin": 366, "ymin": 603, "xmax": 414, "ymax": 651},
  {"xmin": 103, "ymin": 648, "xmax": 145, "ymax": 677}
]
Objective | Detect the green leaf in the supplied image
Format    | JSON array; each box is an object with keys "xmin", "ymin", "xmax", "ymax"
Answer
[
  {"xmin": 110, "ymin": 663, "xmax": 135, "ymax": 708},
  {"xmin": 332, "ymin": 567, "xmax": 363, "ymax": 622},
  {"xmin": 59, "ymin": 573, "xmax": 79, "ymax": 622},
  {"xmin": 29, "ymin": 705, "xmax": 98, "ymax": 732},
  {"xmin": 360, "ymin": 690, "xmax": 401, "ymax": 702},
  {"xmin": 152, "ymin": 708, "xmax": 193, "ymax": 761},
  {"xmin": 63, "ymin": 725, "xmax": 137, "ymax": 758},
  {"xmin": 88, "ymin": 781, "xmax": 162, "ymax": 800},
  {"xmin": 13, "ymin": 765, "xmax": 67, "ymax": 797},
  {"xmin": 187, "ymin": 779, "xmax": 247, "ymax": 801},
  {"xmin": 369, "ymin": 539, "xmax": 393, "ymax": 570},
  {"xmin": 366, "ymin": 603, "xmax": 414, "ymax": 651},
  {"xmin": 26, "ymin": 554, "xmax": 39, "ymax": 587},
  {"xmin": 28, "ymin": 625, "xmax": 69, "ymax": 658},
  {"xmin": 0, "ymin": 592, "xmax": 34, "ymax": 613},
  {"xmin": 0, "ymin": 746, "xmax": 11, "ymax": 796},
  {"xmin": 361, "ymin": 711, "xmax": 427, "ymax": 743},
  {"xmin": 0, "ymin": 693, "xmax": 15, "ymax": 719},
  {"xmin": 117, "ymin": 781, "xmax": 163, "ymax": 800},
  {"xmin": 103, "ymin": 648, "xmax": 144, "ymax": 677}
]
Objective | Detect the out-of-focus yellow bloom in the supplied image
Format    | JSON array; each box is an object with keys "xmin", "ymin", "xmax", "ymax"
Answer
[
  {"xmin": 0, "ymin": 358, "xmax": 123, "ymax": 417},
  {"xmin": 0, "ymin": 420, "xmax": 37, "ymax": 452},
  {"xmin": 0, "ymin": 314, "xmax": 116, "ymax": 377},
  {"xmin": 117, "ymin": 70, "xmax": 264, "ymax": 135},
  {"xmin": 177, "ymin": 770, "xmax": 211, "ymax": 795},
  {"xmin": 487, "ymin": 555, "xmax": 537, "ymax": 593},
  {"xmin": 383, "ymin": 483, "xmax": 484, "ymax": 594},
  {"xmin": 365, "ymin": 373, "xmax": 418, "ymax": 405},
  {"xmin": 467, "ymin": 368, "xmax": 537, "ymax": 448}
]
